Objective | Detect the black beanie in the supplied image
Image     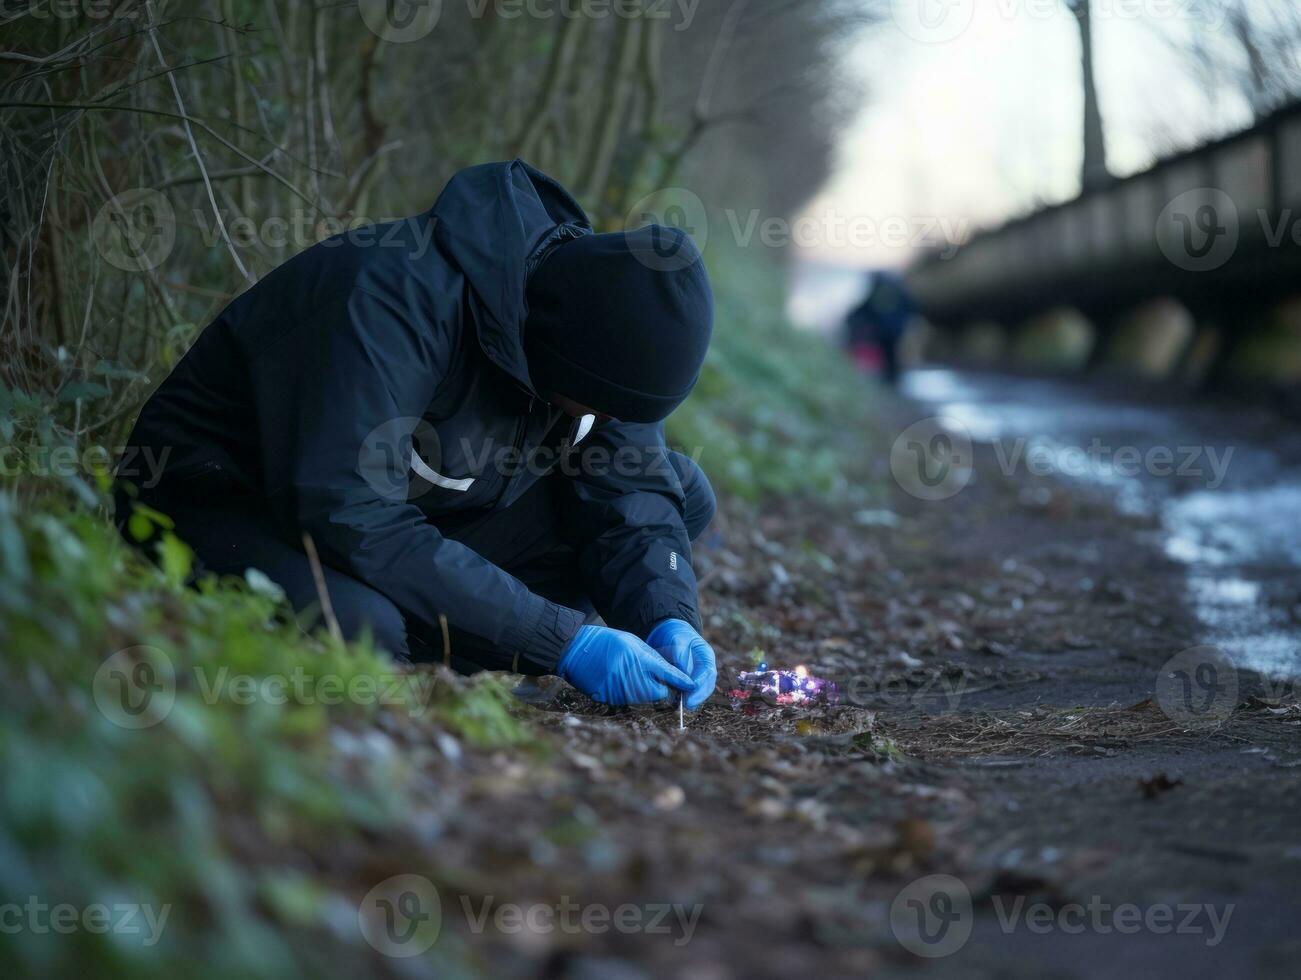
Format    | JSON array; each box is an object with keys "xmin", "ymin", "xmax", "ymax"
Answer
[{"xmin": 523, "ymin": 225, "xmax": 713, "ymax": 423}]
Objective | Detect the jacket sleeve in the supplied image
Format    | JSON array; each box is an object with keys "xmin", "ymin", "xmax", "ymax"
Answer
[
  {"xmin": 562, "ymin": 420, "xmax": 701, "ymax": 638},
  {"xmin": 252, "ymin": 285, "xmax": 585, "ymax": 671}
]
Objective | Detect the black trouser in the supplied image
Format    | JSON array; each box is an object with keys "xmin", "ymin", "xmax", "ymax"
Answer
[{"xmin": 117, "ymin": 453, "xmax": 714, "ymax": 668}]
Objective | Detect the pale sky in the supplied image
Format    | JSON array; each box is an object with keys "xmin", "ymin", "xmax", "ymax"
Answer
[{"xmin": 801, "ymin": 0, "xmax": 1262, "ymax": 268}]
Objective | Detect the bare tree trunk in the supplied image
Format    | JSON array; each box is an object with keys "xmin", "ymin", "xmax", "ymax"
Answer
[
  {"xmin": 512, "ymin": 18, "xmax": 588, "ymax": 164},
  {"xmin": 577, "ymin": 16, "xmax": 643, "ymax": 215},
  {"xmin": 612, "ymin": 20, "xmax": 665, "ymax": 218},
  {"xmin": 1069, "ymin": 0, "xmax": 1109, "ymax": 191}
]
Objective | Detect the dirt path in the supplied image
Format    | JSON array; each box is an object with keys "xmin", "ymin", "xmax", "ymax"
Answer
[{"xmin": 384, "ymin": 370, "xmax": 1301, "ymax": 979}]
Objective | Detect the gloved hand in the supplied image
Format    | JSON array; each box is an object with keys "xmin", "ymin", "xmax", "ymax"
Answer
[
  {"xmin": 557, "ymin": 625, "xmax": 695, "ymax": 706},
  {"xmin": 646, "ymin": 619, "xmax": 717, "ymax": 710}
]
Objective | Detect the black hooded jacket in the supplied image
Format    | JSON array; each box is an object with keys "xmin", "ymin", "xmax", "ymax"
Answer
[{"xmin": 120, "ymin": 161, "xmax": 702, "ymax": 673}]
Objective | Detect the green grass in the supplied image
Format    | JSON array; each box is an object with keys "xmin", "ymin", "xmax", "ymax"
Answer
[{"xmin": 0, "ymin": 496, "xmax": 534, "ymax": 978}]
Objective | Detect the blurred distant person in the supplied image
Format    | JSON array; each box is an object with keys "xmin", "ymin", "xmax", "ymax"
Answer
[{"xmin": 845, "ymin": 271, "xmax": 916, "ymax": 385}]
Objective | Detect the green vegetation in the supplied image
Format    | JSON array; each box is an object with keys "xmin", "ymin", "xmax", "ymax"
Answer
[
  {"xmin": 0, "ymin": 496, "xmax": 536, "ymax": 977},
  {"xmin": 668, "ymin": 246, "xmax": 881, "ymax": 502}
]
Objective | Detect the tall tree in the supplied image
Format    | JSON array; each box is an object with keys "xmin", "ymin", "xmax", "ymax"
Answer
[{"xmin": 1066, "ymin": 0, "xmax": 1110, "ymax": 191}]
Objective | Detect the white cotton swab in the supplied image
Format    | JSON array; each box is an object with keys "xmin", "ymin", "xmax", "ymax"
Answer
[{"xmin": 679, "ymin": 695, "xmax": 685, "ymax": 731}]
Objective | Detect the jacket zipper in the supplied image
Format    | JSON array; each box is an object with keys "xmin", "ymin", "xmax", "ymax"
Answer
[{"xmin": 492, "ymin": 397, "xmax": 533, "ymax": 508}]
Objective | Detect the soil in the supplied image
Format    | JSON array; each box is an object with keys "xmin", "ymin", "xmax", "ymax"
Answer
[{"xmin": 365, "ymin": 370, "xmax": 1301, "ymax": 979}]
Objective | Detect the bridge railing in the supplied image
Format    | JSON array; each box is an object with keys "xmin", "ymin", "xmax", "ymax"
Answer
[{"xmin": 911, "ymin": 100, "xmax": 1301, "ymax": 324}]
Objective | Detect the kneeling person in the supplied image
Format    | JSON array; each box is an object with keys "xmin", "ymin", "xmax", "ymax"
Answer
[{"xmin": 116, "ymin": 161, "xmax": 717, "ymax": 710}]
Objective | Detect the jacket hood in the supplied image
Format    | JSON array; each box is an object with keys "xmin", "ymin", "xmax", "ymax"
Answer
[{"xmin": 430, "ymin": 160, "xmax": 591, "ymax": 391}]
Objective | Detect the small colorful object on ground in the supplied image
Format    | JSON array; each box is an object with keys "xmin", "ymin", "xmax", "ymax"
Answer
[{"xmin": 728, "ymin": 664, "xmax": 839, "ymax": 709}]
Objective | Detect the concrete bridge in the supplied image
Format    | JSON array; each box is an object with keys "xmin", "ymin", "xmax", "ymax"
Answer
[{"xmin": 908, "ymin": 100, "xmax": 1301, "ymax": 388}]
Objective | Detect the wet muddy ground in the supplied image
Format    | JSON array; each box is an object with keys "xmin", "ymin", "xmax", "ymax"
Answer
[{"xmin": 377, "ymin": 369, "xmax": 1301, "ymax": 978}]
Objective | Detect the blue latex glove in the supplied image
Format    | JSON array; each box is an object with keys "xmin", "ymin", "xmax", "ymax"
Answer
[
  {"xmin": 646, "ymin": 619, "xmax": 717, "ymax": 710},
  {"xmin": 558, "ymin": 625, "xmax": 695, "ymax": 706}
]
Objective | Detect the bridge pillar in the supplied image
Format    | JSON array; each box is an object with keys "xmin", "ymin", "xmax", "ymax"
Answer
[
  {"xmin": 1101, "ymin": 298, "xmax": 1195, "ymax": 378},
  {"xmin": 1012, "ymin": 307, "xmax": 1094, "ymax": 370}
]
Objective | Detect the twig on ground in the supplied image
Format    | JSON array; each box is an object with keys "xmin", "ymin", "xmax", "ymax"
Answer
[{"xmin": 301, "ymin": 532, "xmax": 342, "ymax": 645}]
